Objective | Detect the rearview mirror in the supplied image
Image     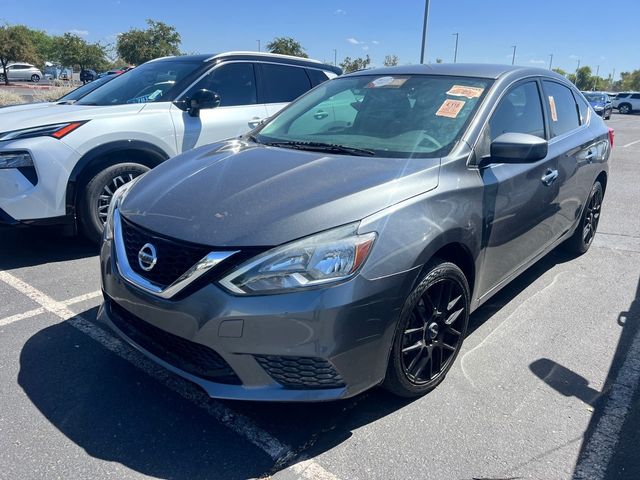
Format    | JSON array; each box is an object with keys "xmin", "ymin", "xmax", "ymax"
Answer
[
  {"xmin": 183, "ymin": 89, "xmax": 221, "ymax": 117},
  {"xmin": 483, "ymin": 132, "xmax": 548, "ymax": 166}
]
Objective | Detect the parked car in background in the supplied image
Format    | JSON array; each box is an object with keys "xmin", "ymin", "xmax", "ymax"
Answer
[
  {"xmin": 582, "ymin": 91, "xmax": 612, "ymax": 119},
  {"xmin": 98, "ymin": 64, "xmax": 611, "ymax": 402},
  {"xmin": 80, "ymin": 69, "xmax": 97, "ymax": 83},
  {"xmin": 0, "ymin": 52, "xmax": 340, "ymax": 242},
  {"xmin": 0, "ymin": 63, "xmax": 43, "ymax": 83},
  {"xmin": 97, "ymin": 66, "xmax": 134, "ymax": 78},
  {"xmin": 612, "ymin": 92, "xmax": 640, "ymax": 114}
]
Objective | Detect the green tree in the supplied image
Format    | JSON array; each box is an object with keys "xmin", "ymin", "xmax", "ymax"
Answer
[
  {"xmin": 28, "ymin": 28, "xmax": 56, "ymax": 66},
  {"xmin": 552, "ymin": 67, "xmax": 566, "ymax": 76},
  {"xmin": 53, "ymin": 33, "xmax": 107, "ymax": 73},
  {"xmin": 0, "ymin": 24, "xmax": 38, "ymax": 85},
  {"xmin": 574, "ymin": 66, "xmax": 592, "ymax": 90},
  {"xmin": 340, "ymin": 55, "xmax": 371, "ymax": 73},
  {"xmin": 435, "ymin": 58, "xmax": 443, "ymax": 64},
  {"xmin": 265, "ymin": 37, "xmax": 307, "ymax": 58},
  {"xmin": 383, "ymin": 54, "xmax": 399, "ymax": 67},
  {"xmin": 117, "ymin": 19, "xmax": 181, "ymax": 65},
  {"xmin": 619, "ymin": 70, "xmax": 640, "ymax": 91}
]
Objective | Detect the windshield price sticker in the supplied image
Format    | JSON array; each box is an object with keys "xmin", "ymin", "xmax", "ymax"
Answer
[
  {"xmin": 366, "ymin": 76, "xmax": 409, "ymax": 88},
  {"xmin": 436, "ymin": 99, "xmax": 466, "ymax": 118},
  {"xmin": 548, "ymin": 96, "xmax": 558, "ymax": 122},
  {"xmin": 446, "ymin": 85, "xmax": 484, "ymax": 98}
]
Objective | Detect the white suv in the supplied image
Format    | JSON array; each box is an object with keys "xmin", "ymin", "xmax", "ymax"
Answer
[
  {"xmin": 612, "ymin": 92, "xmax": 640, "ymax": 114},
  {"xmin": 0, "ymin": 52, "xmax": 340, "ymax": 240}
]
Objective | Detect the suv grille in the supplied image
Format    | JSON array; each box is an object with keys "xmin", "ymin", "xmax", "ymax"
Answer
[
  {"xmin": 120, "ymin": 217, "xmax": 212, "ymax": 288},
  {"xmin": 108, "ymin": 298, "xmax": 240, "ymax": 384},
  {"xmin": 255, "ymin": 355, "xmax": 345, "ymax": 389}
]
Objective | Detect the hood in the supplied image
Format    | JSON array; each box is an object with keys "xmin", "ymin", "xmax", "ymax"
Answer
[
  {"xmin": 588, "ymin": 100, "xmax": 605, "ymax": 108},
  {"xmin": 0, "ymin": 103, "xmax": 145, "ymax": 134},
  {"xmin": 0, "ymin": 102, "xmax": 55, "ymax": 113},
  {"xmin": 121, "ymin": 141, "xmax": 440, "ymax": 247}
]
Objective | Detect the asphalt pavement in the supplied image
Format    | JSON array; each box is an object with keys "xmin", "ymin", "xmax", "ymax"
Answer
[{"xmin": 0, "ymin": 113, "xmax": 639, "ymax": 480}]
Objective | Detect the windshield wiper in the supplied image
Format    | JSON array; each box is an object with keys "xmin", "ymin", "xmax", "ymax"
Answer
[{"xmin": 264, "ymin": 140, "xmax": 375, "ymax": 157}]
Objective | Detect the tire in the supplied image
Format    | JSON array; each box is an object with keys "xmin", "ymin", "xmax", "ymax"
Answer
[
  {"xmin": 31, "ymin": 74, "xmax": 40, "ymax": 83},
  {"xmin": 619, "ymin": 103, "xmax": 631, "ymax": 114},
  {"xmin": 78, "ymin": 162, "xmax": 149, "ymax": 243},
  {"xmin": 563, "ymin": 181, "xmax": 603, "ymax": 255},
  {"xmin": 383, "ymin": 259, "xmax": 470, "ymax": 398}
]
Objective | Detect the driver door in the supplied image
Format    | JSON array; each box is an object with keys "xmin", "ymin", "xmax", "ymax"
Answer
[{"xmin": 170, "ymin": 62, "xmax": 268, "ymax": 152}]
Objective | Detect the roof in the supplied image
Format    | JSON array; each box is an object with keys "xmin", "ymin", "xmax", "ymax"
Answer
[{"xmin": 345, "ymin": 63, "xmax": 566, "ymax": 81}]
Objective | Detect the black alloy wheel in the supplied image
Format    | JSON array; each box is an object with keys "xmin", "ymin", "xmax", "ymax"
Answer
[
  {"xmin": 563, "ymin": 180, "xmax": 604, "ymax": 255},
  {"xmin": 384, "ymin": 260, "xmax": 470, "ymax": 397}
]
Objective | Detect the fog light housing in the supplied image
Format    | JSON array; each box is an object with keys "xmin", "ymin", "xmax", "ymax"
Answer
[{"xmin": 0, "ymin": 151, "xmax": 33, "ymax": 169}]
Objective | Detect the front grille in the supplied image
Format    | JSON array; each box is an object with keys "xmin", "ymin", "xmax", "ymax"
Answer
[
  {"xmin": 108, "ymin": 298, "xmax": 240, "ymax": 384},
  {"xmin": 120, "ymin": 217, "xmax": 211, "ymax": 288},
  {"xmin": 255, "ymin": 355, "xmax": 345, "ymax": 389}
]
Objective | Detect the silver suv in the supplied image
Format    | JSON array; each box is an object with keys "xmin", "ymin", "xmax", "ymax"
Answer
[
  {"xmin": 0, "ymin": 63, "xmax": 43, "ymax": 83},
  {"xmin": 612, "ymin": 92, "xmax": 640, "ymax": 114}
]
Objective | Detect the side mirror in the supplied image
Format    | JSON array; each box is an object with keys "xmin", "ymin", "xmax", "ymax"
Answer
[
  {"xmin": 182, "ymin": 89, "xmax": 221, "ymax": 117},
  {"xmin": 482, "ymin": 132, "xmax": 548, "ymax": 166}
]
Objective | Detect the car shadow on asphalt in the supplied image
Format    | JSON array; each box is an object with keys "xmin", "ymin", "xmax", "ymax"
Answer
[
  {"xmin": 0, "ymin": 227, "xmax": 97, "ymax": 270},
  {"xmin": 17, "ymin": 249, "xmax": 579, "ymax": 479}
]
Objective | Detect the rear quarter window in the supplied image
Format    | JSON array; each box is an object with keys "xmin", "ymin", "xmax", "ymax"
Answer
[
  {"xmin": 261, "ymin": 64, "xmax": 312, "ymax": 103},
  {"xmin": 542, "ymin": 80, "xmax": 581, "ymax": 137}
]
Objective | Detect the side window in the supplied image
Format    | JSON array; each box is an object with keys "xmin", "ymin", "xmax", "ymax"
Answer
[
  {"xmin": 261, "ymin": 64, "xmax": 312, "ymax": 103},
  {"xmin": 488, "ymin": 81, "xmax": 545, "ymax": 141},
  {"xmin": 542, "ymin": 80, "xmax": 580, "ymax": 137},
  {"xmin": 575, "ymin": 94, "xmax": 590, "ymax": 125},
  {"xmin": 617, "ymin": 93, "xmax": 629, "ymax": 99},
  {"xmin": 306, "ymin": 68, "xmax": 329, "ymax": 87},
  {"xmin": 185, "ymin": 62, "xmax": 257, "ymax": 107},
  {"xmin": 632, "ymin": 94, "xmax": 640, "ymax": 100}
]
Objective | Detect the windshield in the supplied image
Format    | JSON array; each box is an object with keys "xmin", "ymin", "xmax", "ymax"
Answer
[
  {"xmin": 584, "ymin": 93, "xmax": 606, "ymax": 102},
  {"xmin": 255, "ymin": 74, "xmax": 492, "ymax": 158},
  {"xmin": 76, "ymin": 59, "xmax": 202, "ymax": 106},
  {"xmin": 57, "ymin": 75, "xmax": 116, "ymax": 102}
]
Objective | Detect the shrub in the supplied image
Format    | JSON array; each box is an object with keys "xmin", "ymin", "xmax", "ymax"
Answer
[{"xmin": 0, "ymin": 90, "xmax": 27, "ymax": 106}]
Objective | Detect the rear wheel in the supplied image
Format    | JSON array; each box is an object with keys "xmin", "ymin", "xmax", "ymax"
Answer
[
  {"xmin": 383, "ymin": 260, "xmax": 470, "ymax": 398},
  {"xmin": 31, "ymin": 74, "xmax": 40, "ymax": 83},
  {"xmin": 78, "ymin": 162, "xmax": 149, "ymax": 243},
  {"xmin": 619, "ymin": 103, "xmax": 632, "ymax": 114},
  {"xmin": 563, "ymin": 181, "xmax": 603, "ymax": 255}
]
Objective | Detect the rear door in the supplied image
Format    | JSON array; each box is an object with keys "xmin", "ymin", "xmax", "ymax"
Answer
[
  {"xmin": 170, "ymin": 62, "xmax": 268, "ymax": 152},
  {"xmin": 258, "ymin": 63, "xmax": 314, "ymax": 117},
  {"xmin": 477, "ymin": 79, "xmax": 559, "ymax": 296}
]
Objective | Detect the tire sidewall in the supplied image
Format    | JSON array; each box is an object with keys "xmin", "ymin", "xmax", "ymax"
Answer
[
  {"xmin": 575, "ymin": 181, "xmax": 603, "ymax": 254},
  {"xmin": 384, "ymin": 260, "xmax": 470, "ymax": 397},
  {"xmin": 31, "ymin": 74, "xmax": 40, "ymax": 83}
]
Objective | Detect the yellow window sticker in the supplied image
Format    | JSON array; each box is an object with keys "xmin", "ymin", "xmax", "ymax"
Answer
[
  {"xmin": 446, "ymin": 85, "xmax": 484, "ymax": 99},
  {"xmin": 436, "ymin": 99, "xmax": 466, "ymax": 118},
  {"xmin": 548, "ymin": 96, "xmax": 558, "ymax": 122}
]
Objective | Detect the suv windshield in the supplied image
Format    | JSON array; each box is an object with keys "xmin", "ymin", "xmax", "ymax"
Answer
[
  {"xmin": 255, "ymin": 74, "xmax": 492, "ymax": 158},
  {"xmin": 76, "ymin": 59, "xmax": 203, "ymax": 106},
  {"xmin": 584, "ymin": 93, "xmax": 606, "ymax": 102},
  {"xmin": 57, "ymin": 75, "xmax": 116, "ymax": 103}
]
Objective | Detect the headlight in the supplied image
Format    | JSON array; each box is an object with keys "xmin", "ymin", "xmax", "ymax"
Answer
[
  {"xmin": 594, "ymin": 106, "xmax": 604, "ymax": 111},
  {"xmin": 0, "ymin": 151, "xmax": 33, "ymax": 169},
  {"xmin": 103, "ymin": 177, "xmax": 141, "ymax": 241},
  {"xmin": 219, "ymin": 224, "xmax": 376, "ymax": 295},
  {"xmin": 0, "ymin": 121, "xmax": 87, "ymax": 142}
]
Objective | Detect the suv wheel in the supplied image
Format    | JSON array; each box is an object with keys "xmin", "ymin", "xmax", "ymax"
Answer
[
  {"xmin": 563, "ymin": 181, "xmax": 603, "ymax": 255},
  {"xmin": 31, "ymin": 74, "xmax": 40, "ymax": 83},
  {"xmin": 383, "ymin": 259, "xmax": 470, "ymax": 398},
  {"xmin": 78, "ymin": 163, "xmax": 149, "ymax": 243},
  {"xmin": 619, "ymin": 103, "xmax": 632, "ymax": 114}
]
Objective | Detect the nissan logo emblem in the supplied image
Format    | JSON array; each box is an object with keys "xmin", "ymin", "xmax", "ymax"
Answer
[{"xmin": 138, "ymin": 243, "xmax": 158, "ymax": 271}]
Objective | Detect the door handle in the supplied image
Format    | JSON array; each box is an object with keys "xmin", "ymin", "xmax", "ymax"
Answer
[
  {"xmin": 248, "ymin": 117, "xmax": 265, "ymax": 128},
  {"xmin": 541, "ymin": 169, "xmax": 558, "ymax": 186},
  {"xmin": 314, "ymin": 110, "xmax": 329, "ymax": 120}
]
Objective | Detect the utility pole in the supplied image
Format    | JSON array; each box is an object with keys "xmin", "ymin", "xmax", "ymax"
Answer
[
  {"xmin": 593, "ymin": 65, "xmax": 600, "ymax": 90},
  {"xmin": 257, "ymin": 40, "xmax": 260, "ymax": 52},
  {"xmin": 419, "ymin": 0, "xmax": 431, "ymax": 63},
  {"xmin": 334, "ymin": 49, "xmax": 337, "ymax": 66},
  {"xmin": 452, "ymin": 33, "xmax": 459, "ymax": 63},
  {"xmin": 611, "ymin": 68, "xmax": 616, "ymax": 89},
  {"xmin": 574, "ymin": 59, "xmax": 580, "ymax": 85},
  {"xmin": 549, "ymin": 53, "xmax": 553, "ymax": 70},
  {"xmin": 511, "ymin": 45, "xmax": 517, "ymax": 65}
]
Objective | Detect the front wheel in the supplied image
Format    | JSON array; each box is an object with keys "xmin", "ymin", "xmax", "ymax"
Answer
[
  {"xmin": 563, "ymin": 181, "xmax": 603, "ymax": 255},
  {"xmin": 383, "ymin": 260, "xmax": 470, "ymax": 398},
  {"xmin": 619, "ymin": 103, "xmax": 631, "ymax": 114},
  {"xmin": 78, "ymin": 163, "xmax": 149, "ymax": 243},
  {"xmin": 31, "ymin": 74, "xmax": 40, "ymax": 83}
]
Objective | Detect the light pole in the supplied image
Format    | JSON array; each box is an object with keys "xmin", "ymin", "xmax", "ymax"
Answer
[
  {"xmin": 549, "ymin": 53, "xmax": 553, "ymax": 70},
  {"xmin": 511, "ymin": 45, "xmax": 517, "ymax": 65},
  {"xmin": 257, "ymin": 40, "xmax": 261, "ymax": 52},
  {"xmin": 420, "ymin": 0, "xmax": 431, "ymax": 63},
  {"xmin": 574, "ymin": 59, "xmax": 580, "ymax": 85},
  {"xmin": 334, "ymin": 49, "xmax": 337, "ymax": 66},
  {"xmin": 452, "ymin": 33, "xmax": 459, "ymax": 63},
  {"xmin": 593, "ymin": 65, "xmax": 600, "ymax": 91},
  {"xmin": 611, "ymin": 68, "xmax": 616, "ymax": 89}
]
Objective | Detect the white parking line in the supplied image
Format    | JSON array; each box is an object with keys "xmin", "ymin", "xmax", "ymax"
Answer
[
  {"xmin": 0, "ymin": 271, "xmax": 339, "ymax": 479},
  {"xmin": 622, "ymin": 138, "xmax": 640, "ymax": 148},
  {"xmin": 572, "ymin": 315, "xmax": 640, "ymax": 479}
]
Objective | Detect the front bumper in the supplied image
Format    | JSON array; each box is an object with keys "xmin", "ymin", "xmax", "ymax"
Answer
[{"xmin": 99, "ymin": 238, "xmax": 417, "ymax": 402}]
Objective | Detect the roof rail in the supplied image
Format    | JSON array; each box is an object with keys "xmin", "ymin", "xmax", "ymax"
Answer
[{"xmin": 206, "ymin": 51, "xmax": 323, "ymax": 64}]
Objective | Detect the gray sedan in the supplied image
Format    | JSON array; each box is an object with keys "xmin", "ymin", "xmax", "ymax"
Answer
[{"xmin": 98, "ymin": 64, "xmax": 611, "ymax": 401}]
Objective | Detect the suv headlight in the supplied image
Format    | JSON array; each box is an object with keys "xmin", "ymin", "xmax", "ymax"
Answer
[
  {"xmin": 219, "ymin": 224, "xmax": 376, "ymax": 295},
  {"xmin": 0, "ymin": 121, "xmax": 87, "ymax": 142},
  {"xmin": 103, "ymin": 177, "xmax": 141, "ymax": 241}
]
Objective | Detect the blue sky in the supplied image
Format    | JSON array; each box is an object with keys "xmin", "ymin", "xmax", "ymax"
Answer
[{"xmin": 2, "ymin": 0, "xmax": 638, "ymax": 80}]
